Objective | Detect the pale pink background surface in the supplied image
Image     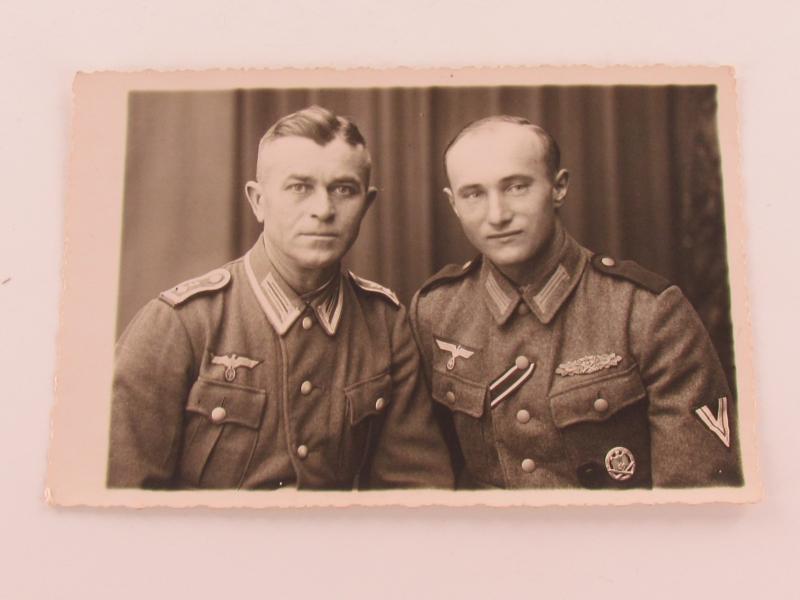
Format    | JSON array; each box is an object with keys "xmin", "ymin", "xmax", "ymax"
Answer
[{"xmin": 1, "ymin": 1, "xmax": 797, "ymax": 598}]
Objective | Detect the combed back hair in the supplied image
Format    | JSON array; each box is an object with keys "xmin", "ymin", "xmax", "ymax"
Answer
[
  {"xmin": 256, "ymin": 105, "xmax": 371, "ymax": 179},
  {"xmin": 443, "ymin": 115, "xmax": 561, "ymax": 180}
]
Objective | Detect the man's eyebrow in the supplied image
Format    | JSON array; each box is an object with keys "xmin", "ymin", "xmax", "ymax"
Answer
[
  {"xmin": 499, "ymin": 174, "xmax": 534, "ymax": 185},
  {"xmin": 329, "ymin": 176, "xmax": 362, "ymax": 186},
  {"xmin": 456, "ymin": 183, "xmax": 484, "ymax": 195},
  {"xmin": 284, "ymin": 174, "xmax": 314, "ymax": 182}
]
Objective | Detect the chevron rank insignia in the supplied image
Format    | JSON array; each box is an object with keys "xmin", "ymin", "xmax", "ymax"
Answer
[
  {"xmin": 159, "ymin": 268, "xmax": 231, "ymax": 307},
  {"xmin": 435, "ymin": 338, "xmax": 476, "ymax": 371},
  {"xmin": 694, "ymin": 396, "xmax": 731, "ymax": 448},
  {"xmin": 555, "ymin": 353, "xmax": 622, "ymax": 377},
  {"xmin": 348, "ymin": 271, "xmax": 400, "ymax": 307},
  {"xmin": 211, "ymin": 353, "xmax": 261, "ymax": 382},
  {"xmin": 489, "ymin": 356, "xmax": 535, "ymax": 408}
]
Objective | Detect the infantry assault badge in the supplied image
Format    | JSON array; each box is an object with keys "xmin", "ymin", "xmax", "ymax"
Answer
[
  {"xmin": 556, "ymin": 353, "xmax": 623, "ymax": 377},
  {"xmin": 435, "ymin": 338, "xmax": 475, "ymax": 370},
  {"xmin": 211, "ymin": 353, "xmax": 261, "ymax": 382},
  {"xmin": 605, "ymin": 446, "xmax": 636, "ymax": 481}
]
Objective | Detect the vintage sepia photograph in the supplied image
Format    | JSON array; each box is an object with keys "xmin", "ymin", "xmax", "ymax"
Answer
[{"xmin": 48, "ymin": 67, "xmax": 759, "ymax": 507}]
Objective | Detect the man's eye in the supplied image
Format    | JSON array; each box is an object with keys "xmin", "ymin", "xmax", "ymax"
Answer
[
  {"xmin": 507, "ymin": 183, "xmax": 529, "ymax": 195},
  {"xmin": 332, "ymin": 185, "xmax": 357, "ymax": 197},
  {"xmin": 287, "ymin": 183, "xmax": 311, "ymax": 194},
  {"xmin": 462, "ymin": 190, "xmax": 484, "ymax": 200}
]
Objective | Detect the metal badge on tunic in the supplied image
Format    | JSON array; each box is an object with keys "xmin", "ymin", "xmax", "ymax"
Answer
[
  {"xmin": 556, "ymin": 353, "xmax": 623, "ymax": 377},
  {"xmin": 605, "ymin": 446, "xmax": 636, "ymax": 481},
  {"xmin": 435, "ymin": 338, "xmax": 475, "ymax": 370},
  {"xmin": 211, "ymin": 353, "xmax": 261, "ymax": 382}
]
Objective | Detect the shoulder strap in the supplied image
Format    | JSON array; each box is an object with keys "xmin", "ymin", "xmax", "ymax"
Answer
[
  {"xmin": 590, "ymin": 254, "xmax": 671, "ymax": 294},
  {"xmin": 158, "ymin": 268, "xmax": 231, "ymax": 307},
  {"xmin": 348, "ymin": 271, "xmax": 400, "ymax": 307},
  {"xmin": 418, "ymin": 256, "xmax": 481, "ymax": 294}
]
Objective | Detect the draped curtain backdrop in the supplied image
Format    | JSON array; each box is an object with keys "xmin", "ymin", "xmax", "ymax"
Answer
[{"xmin": 119, "ymin": 86, "xmax": 735, "ymax": 391}]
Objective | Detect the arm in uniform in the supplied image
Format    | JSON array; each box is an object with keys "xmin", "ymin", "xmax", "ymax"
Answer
[
  {"xmin": 107, "ymin": 300, "xmax": 195, "ymax": 488},
  {"xmin": 597, "ymin": 256, "xmax": 742, "ymax": 487},
  {"xmin": 347, "ymin": 277, "xmax": 454, "ymax": 489},
  {"xmin": 631, "ymin": 284, "xmax": 742, "ymax": 486}
]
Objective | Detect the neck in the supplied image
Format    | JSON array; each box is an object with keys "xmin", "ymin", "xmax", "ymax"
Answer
[
  {"xmin": 496, "ymin": 222, "xmax": 565, "ymax": 287},
  {"xmin": 263, "ymin": 241, "xmax": 338, "ymax": 294}
]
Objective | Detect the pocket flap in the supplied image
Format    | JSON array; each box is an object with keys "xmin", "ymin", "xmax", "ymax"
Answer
[
  {"xmin": 549, "ymin": 365, "xmax": 646, "ymax": 428},
  {"xmin": 345, "ymin": 371, "xmax": 392, "ymax": 426},
  {"xmin": 186, "ymin": 378, "xmax": 267, "ymax": 430},
  {"xmin": 431, "ymin": 369, "xmax": 486, "ymax": 418}
]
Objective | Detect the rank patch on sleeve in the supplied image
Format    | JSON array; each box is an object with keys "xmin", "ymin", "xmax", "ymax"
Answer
[
  {"xmin": 694, "ymin": 396, "xmax": 731, "ymax": 448},
  {"xmin": 489, "ymin": 357, "xmax": 535, "ymax": 408}
]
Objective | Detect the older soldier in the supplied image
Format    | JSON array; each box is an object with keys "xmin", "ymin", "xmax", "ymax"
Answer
[
  {"xmin": 108, "ymin": 106, "xmax": 453, "ymax": 490},
  {"xmin": 410, "ymin": 115, "xmax": 742, "ymax": 489}
]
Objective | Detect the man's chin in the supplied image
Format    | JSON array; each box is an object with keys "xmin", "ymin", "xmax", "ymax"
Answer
[
  {"xmin": 292, "ymin": 251, "xmax": 342, "ymax": 272},
  {"xmin": 483, "ymin": 247, "xmax": 534, "ymax": 269}
]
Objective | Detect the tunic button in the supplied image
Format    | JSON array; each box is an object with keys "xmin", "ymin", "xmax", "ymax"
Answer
[
  {"xmin": 516, "ymin": 409, "xmax": 531, "ymax": 424},
  {"xmin": 521, "ymin": 458, "xmax": 536, "ymax": 473},
  {"xmin": 445, "ymin": 390, "xmax": 456, "ymax": 404},
  {"xmin": 300, "ymin": 380, "xmax": 313, "ymax": 395},
  {"xmin": 301, "ymin": 316, "xmax": 313, "ymax": 330},
  {"xmin": 593, "ymin": 398, "xmax": 609, "ymax": 412},
  {"xmin": 515, "ymin": 355, "xmax": 530, "ymax": 370},
  {"xmin": 601, "ymin": 256, "xmax": 616, "ymax": 267},
  {"xmin": 517, "ymin": 303, "xmax": 529, "ymax": 315},
  {"xmin": 210, "ymin": 406, "xmax": 227, "ymax": 423},
  {"xmin": 375, "ymin": 397, "xmax": 387, "ymax": 411},
  {"xmin": 296, "ymin": 445, "xmax": 309, "ymax": 459}
]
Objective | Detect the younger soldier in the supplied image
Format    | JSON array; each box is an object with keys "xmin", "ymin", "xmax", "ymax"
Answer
[
  {"xmin": 108, "ymin": 106, "xmax": 453, "ymax": 490},
  {"xmin": 410, "ymin": 115, "xmax": 742, "ymax": 489}
]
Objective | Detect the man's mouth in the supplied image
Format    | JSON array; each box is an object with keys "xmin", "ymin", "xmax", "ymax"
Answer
[
  {"xmin": 486, "ymin": 230, "xmax": 521, "ymax": 241},
  {"xmin": 301, "ymin": 232, "xmax": 339, "ymax": 239}
]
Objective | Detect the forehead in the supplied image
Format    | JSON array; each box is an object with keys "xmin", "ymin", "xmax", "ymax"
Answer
[
  {"xmin": 446, "ymin": 123, "xmax": 548, "ymax": 184},
  {"xmin": 259, "ymin": 136, "xmax": 370, "ymax": 179}
]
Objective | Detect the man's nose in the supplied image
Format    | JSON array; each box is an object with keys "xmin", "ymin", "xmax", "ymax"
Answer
[
  {"xmin": 309, "ymin": 187, "xmax": 335, "ymax": 221},
  {"xmin": 486, "ymin": 191, "xmax": 512, "ymax": 227}
]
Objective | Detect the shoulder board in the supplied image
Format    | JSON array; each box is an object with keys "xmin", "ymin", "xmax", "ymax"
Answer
[
  {"xmin": 590, "ymin": 254, "xmax": 671, "ymax": 294},
  {"xmin": 158, "ymin": 268, "xmax": 231, "ymax": 307},
  {"xmin": 348, "ymin": 271, "xmax": 400, "ymax": 307},
  {"xmin": 418, "ymin": 256, "xmax": 481, "ymax": 293}
]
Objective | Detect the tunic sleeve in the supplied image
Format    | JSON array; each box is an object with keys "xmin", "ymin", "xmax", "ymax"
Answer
[
  {"xmin": 631, "ymin": 285, "xmax": 743, "ymax": 487},
  {"xmin": 365, "ymin": 303, "xmax": 455, "ymax": 488},
  {"xmin": 107, "ymin": 300, "xmax": 196, "ymax": 488}
]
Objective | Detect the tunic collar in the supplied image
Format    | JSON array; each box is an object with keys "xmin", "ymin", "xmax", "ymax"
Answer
[
  {"xmin": 244, "ymin": 236, "xmax": 344, "ymax": 336},
  {"xmin": 480, "ymin": 226, "xmax": 587, "ymax": 326}
]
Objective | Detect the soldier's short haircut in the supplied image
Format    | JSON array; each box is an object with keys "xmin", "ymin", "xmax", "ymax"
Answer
[
  {"xmin": 444, "ymin": 115, "xmax": 561, "ymax": 180},
  {"xmin": 256, "ymin": 105, "xmax": 371, "ymax": 180}
]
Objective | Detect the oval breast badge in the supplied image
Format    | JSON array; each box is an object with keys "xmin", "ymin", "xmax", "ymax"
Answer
[{"xmin": 604, "ymin": 446, "xmax": 636, "ymax": 481}]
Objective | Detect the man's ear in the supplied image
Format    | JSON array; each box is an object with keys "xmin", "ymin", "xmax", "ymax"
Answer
[
  {"xmin": 366, "ymin": 186, "xmax": 378, "ymax": 209},
  {"xmin": 244, "ymin": 181, "xmax": 264, "ymax": 223},
  {"xmin": 552, "ymin": 169, "xmax": 569, "ymax": 208},
  {"xmin": 444, "ymin": 187, "xmax": 459, "ymax": 217}
]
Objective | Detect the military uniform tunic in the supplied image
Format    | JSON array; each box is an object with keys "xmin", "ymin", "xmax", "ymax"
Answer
[
  {"xmin": 108, "ymin": 236, "xmax": 454, "ymax": 490},
  {"xmin": 410, "ymin": 228, "xmax": 742, "ymax": 489}
]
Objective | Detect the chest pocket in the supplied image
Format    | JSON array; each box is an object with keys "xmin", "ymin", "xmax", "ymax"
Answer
[
  {"xmin": 431, "ymin": 369, "xmax": 485, "ymax": 418},
  {"xmin": 179, "ymin": 377, "xmax": 267, "ymax": 488},
  {"xmin": 344, "ymin": 370, "xmax": 393, "ymax": 425},
  {"xmin": 549, "ymin": 364, "xmax": 646, "ymax": 427},
  {"xmin": 337, "ymin": 370, "xmax": 392, "ymax": 480},
  {"xmin": 548, "ymin": 365, "xmax": 651, "ymax": 489}
]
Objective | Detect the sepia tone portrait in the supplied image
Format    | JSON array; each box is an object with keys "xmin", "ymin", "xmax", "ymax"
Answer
[{"xmin": 49, "ymin": 68, "xmax": 759, "ymax": 507}]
